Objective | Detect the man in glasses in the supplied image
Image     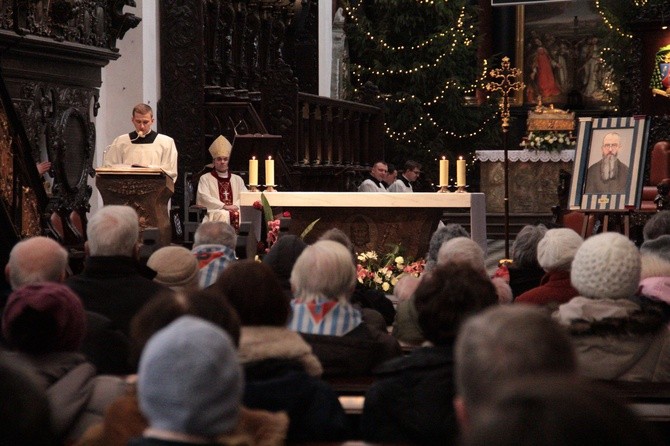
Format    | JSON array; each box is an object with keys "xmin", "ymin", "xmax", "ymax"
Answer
[
  {"xmin": 584, "ymin": 132, "xmax": 629, "ymax": 195},
  {"xmin": 388, "ymin": 160, "xmax": 422, "ymax": 192}
]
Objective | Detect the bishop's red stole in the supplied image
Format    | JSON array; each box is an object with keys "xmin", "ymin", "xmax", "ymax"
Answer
[{"xmin": 211, "ymin": 171, "xmax": 240, "ymax": 230}]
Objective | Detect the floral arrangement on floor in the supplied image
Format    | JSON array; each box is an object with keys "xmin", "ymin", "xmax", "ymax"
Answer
[
  {"xmin": 356, "ymin": 244, "xmax": 426, "ymax": 294},
  {"xmin": 519, "ymin": 131, "xmax": 576, "ymax": 152}
]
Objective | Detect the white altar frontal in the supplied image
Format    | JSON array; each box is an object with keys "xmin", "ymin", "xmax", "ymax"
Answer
[
  {"xmin": 240, "ymin": 192, "xmax": 487, "ymax": 258},
  {"xmin": 476, "ymin": 150, "xmax": 575, "ymax": 214}
]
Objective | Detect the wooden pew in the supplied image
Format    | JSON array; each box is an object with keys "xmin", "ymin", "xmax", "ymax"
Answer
[{"xmin": 599, "ymin": 380, "xmax": 670, "ymax": 443}]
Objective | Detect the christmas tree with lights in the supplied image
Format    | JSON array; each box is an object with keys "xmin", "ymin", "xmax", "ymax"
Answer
[{"xmin": 344, "ymin": 0, "xmax": 500, "ymax": 189}]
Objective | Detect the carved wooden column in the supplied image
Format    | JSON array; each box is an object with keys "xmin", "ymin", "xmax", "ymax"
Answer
[
  {"xmin": 307, "ymin": 104, "xmax": 319, "ymax": 164},
  {"xmin": 160, "ymin": 1, "xmax": 206, "ymax": 208},
  {"xmin": 323, "ymin": 105, "xmax": 333, "ymax": 164},
  {"xmin": 334, "ymin": 108, "xmax": 344, "ymax": 164}
]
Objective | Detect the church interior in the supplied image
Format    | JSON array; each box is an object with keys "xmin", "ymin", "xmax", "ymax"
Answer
[
  {"xmin": 3, "ymin": 0, "xmax": 670, "ymax": 444},
  {"xmin": 2, "ymin": 1, "xmax": 670, "ymax": 256}
]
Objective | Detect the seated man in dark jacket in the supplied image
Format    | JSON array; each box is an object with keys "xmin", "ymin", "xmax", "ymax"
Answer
[
  {"xmin": 66, "ymin": 205, "xmax": 167, "ymax": 335},
  {"xmin": 361, "ymin": 263, "xmax": 498, "ymax": 445}
]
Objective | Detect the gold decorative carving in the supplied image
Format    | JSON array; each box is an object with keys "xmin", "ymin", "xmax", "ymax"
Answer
[
  {"xmin": 20, "ymin": 186, "xmax": 42, "ymax": 238},
  {"xmin": 527, "ymin": 97, "xmax": 575, "ymax": 132},
  {"xmin": 103, "ymin": 179, "xmax": 158, "ymax": 197},
  {"xmin": 96, "ymin": 173, "xmax": 175, "ymax": 246},
  {"xmin": 0, "ymin": 111, "xmax": 13, "ymax": 204}
]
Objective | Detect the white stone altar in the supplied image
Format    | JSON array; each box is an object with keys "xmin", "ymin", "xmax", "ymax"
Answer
[{"xmin": 240, "ymin": 192, "xmax": 487, "ymax": 257}]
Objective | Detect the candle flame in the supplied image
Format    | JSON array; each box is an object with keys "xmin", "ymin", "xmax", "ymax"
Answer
[
  {"xmin": 459, "ymin": 156, "xmax": 463, "ymax": 160},
  {"xmin": 268, "ymin": 156, "xmax": 272, "ymax": 160},
  {"xmin": 441, "ymin": 156, "xmax": 446, "ymax": 160},
  {"xmin": 252, "ymin": 156, "xmax": 256, "ymax": 160}
]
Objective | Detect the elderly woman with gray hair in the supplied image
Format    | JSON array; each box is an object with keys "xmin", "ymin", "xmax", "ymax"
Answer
[
  {"xmin": 501, "ymin": 224, "xmax": 548, "ymax": 299},
  {"xmin": 288, "ymin": 240, "xmax": 401, "ymax": 377},
  {"xmin": 394, "ymin": 236, "xmax": 512, "ymax": 346}
]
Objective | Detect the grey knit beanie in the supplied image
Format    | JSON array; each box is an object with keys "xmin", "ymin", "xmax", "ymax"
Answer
[{"xmin": 138, "ymin": 316, "xmax": 243, "ymax": 437}]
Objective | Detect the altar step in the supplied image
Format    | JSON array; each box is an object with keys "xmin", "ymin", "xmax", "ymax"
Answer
[{"xmin": 442, "ymin": 212, "xmax": 554, "ymax": 241}]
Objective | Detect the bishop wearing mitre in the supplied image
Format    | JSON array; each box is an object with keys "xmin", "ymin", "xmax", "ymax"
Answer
[{"xmin": 196, "ymin": 135, "xmax": 248, "ymax": 230}]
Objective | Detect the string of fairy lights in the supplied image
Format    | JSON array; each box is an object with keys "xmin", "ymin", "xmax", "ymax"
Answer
[
  {"xmin": 594, "ymin": 0, "xmax": 634, "ymax": 39},
  {"xmin": 346, "ymin": 5, "xmax": 475, "ymax": 77},
  {"xmin": 378, "ymin": 62, "xmax": 496, "ymax": 144},
  {"xmin": 345, "ymin": 1, "xmax": 489, "ymax": 143},
  {"xmin": 383, "ymin": 112, "xmax": 498, "ymax": 145},
  {"xmin": 343, "ymin": 5, "xmax": 472, "ymax": 54}
]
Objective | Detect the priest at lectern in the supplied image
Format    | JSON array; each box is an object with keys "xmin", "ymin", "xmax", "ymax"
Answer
[
  {"xmin": 103, "ymin": 103, "xmax": 178, "ymax": 182},
  {"xmin": 196, "ymin": 135, "xmax": 247, "ymax": 230}
]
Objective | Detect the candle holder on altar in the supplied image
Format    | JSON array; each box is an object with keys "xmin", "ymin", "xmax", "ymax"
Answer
[
  {"xmin": 264, "ymin": 185, "xmax": 277, "ymax": 192},
  {"xmin": 249, "ymin": 185, "xmax": 259, "ymax": 192},
  {"xmin": 456, "ymin": 185, "xmax": 467, "ymax": 193},
  {"xmin": 437, "ymin": 185, "xmax": 451, "ymax": 193}
]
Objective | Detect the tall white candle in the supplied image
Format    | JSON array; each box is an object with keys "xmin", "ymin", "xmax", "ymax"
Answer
[
  {"xmin": 265, "ymin": 156, "xmax": 275, "ymax": 186},
  {"xmin": 439, "ymin": 157, "xmax": 449, "ymax": 186},
  {"xmin": 457, "ymin": 156, "xmax": 466, "ymax": 187},
  {"xmin": 249, "ymin": 156, "xmax": 258, "ymax": 186}
]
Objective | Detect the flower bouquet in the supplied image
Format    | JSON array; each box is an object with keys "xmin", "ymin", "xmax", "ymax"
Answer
[
  {"xmin": 519, "ymin": 130, "xmax": 576, "ymax": 152},
  {"xmin": 356, "ymin": 244, "xmax": 425, "ymax": 294}
]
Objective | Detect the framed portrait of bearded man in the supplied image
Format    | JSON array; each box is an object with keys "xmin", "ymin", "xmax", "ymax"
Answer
[{"xmin": 568, "ymin": 116, "xmax": 650, "ymax": 211}]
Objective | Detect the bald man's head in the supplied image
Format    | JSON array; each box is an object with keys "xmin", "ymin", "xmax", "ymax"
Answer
[{"xmin": 5, "ymin": 237, "xmax": 68, "ymax": 290}]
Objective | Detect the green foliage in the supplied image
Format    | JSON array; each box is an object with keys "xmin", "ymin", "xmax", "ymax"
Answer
[
  {"xmin": 260, "ymin": 192, "xmax": 273, "ymax": 223},
  {"xmin": 300, "ymin": 218, "xmax": 320, "ymax": 239},
  {"xmin": 345, "ymin": 0, "xmax": 501, "ymax": 184}
]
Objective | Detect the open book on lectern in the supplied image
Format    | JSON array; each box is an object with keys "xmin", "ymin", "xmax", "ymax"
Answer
[{"xmin": 95, "ymin": 165, "xmax": 166, "ymax": 176}]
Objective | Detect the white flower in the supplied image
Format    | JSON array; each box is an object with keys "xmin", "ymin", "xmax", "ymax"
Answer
[
  {"xmin": 391, "ymin": 276, "xmax": 399, "ymax": 286},
  {"xmin": 395, "ymin": 256, "xmax": 404, "ymax": 265},
  {"xmin": 382, "ymin": 282, "xmax": 390, "ymax": 292},
  {"xmin": 373, "ymin": 275, "xmax": 383, "ymax": 284}
]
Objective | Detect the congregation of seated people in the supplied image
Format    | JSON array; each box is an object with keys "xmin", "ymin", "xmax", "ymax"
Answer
[{"xmin": 2, "ymin": 205, "xmax": 670, "ymax": 445}]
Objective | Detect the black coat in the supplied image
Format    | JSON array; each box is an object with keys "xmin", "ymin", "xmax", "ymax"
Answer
[
  {"xmin": 301, "ymin": 322, "xmax": 402, "ymax": 378},
  {"xmin": 361, "ymin": 344, "xmax": 459, "ymax": 445},
  {"xmin": 66, "ymin": 256, "xmax": 167, "ymax": 335},
  {"xmin": 243, "ymin": 358, "xmax": 350, "ymax": 442}
]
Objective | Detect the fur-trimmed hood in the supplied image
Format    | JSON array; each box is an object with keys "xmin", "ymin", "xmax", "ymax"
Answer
[
  {"xmin": 553, "ymin": 296, "xmax": 670, "ymax": 381},
  {"xmin": 554, "ymin": 296, "xmax": 667, "ymax": 337},
  {"xmin": 238, "ymin": 326, "xmax": 323, "ymax": 377}
]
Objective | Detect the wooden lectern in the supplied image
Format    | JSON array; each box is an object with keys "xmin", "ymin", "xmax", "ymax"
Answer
[{"xmin": 95, "ymin": 167, "xmax": 174, "ymax": 246}]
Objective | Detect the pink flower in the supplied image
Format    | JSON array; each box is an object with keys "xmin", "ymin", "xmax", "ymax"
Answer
[
  {"xmin": 265, "ymin": 219, "xmax": 281, "ymax": 252},
  {"xmin": 283, "ymin": 211, "xmax": 291, "ymax": 218}
]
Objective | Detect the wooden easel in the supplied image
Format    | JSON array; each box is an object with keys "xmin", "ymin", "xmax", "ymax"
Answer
[{"xmin": 580, "ymin": 211, "xmax": 630, "ymax": 239}]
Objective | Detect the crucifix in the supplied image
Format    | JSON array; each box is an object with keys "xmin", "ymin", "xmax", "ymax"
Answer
[
  {"xmin": 485, "ymin": 56, "xmax": 524, "ymax": 259},
  {"xmin": 222, "ymin": 189, "xmax": 230, "ymax": 202}
]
